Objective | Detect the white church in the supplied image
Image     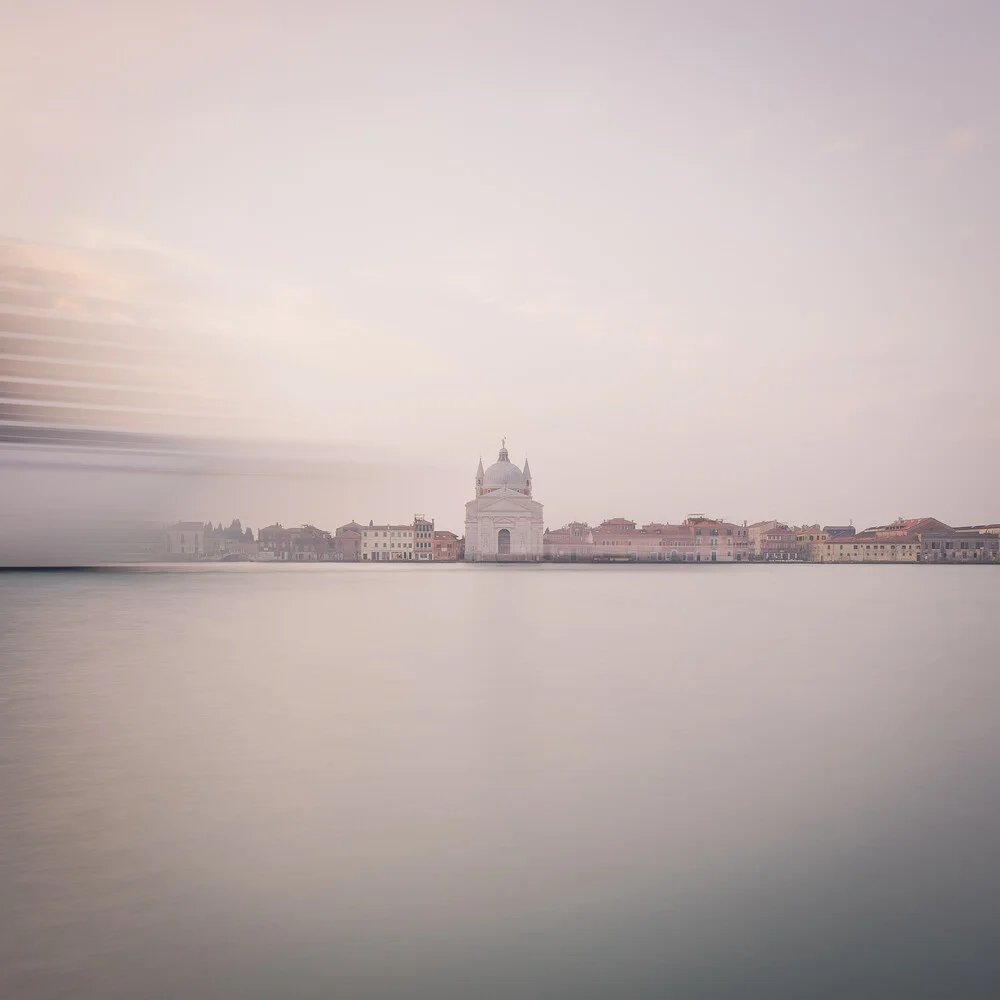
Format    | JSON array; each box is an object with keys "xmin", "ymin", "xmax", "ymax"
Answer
[{"xmin": 464, "ymin": 442, "xmax": 545, "ymax": 561}]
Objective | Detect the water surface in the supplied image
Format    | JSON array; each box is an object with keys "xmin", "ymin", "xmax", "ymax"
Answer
[{"xmin": 2, "ymin": 564, "xmax": 999, "ymax": 999}]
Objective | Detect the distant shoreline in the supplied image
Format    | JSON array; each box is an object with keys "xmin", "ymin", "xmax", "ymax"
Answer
[{"xmin": 2, "ymin": 561, "xmax": 994, "ymax": 573}]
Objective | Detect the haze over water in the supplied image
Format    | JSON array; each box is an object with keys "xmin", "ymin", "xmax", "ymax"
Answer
[{"xmin": 2, "ymin": 564, "xmax": 999, "ymax": 999}]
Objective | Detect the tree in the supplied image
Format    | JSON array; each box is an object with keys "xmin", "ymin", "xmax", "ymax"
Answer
[{"xmin": 244, "ymin": 526, "xmax": 254, "ymax": 542}]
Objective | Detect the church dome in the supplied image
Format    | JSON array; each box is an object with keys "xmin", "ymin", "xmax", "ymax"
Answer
[{"xmin": 481, "ymin": 443, "xmax": 527, "ymax": 490}]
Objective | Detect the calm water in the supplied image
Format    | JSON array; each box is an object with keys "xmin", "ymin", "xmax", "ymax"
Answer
[{"xmin": 2, "ymin": 564, "xmax": 999, "ymax": 999}]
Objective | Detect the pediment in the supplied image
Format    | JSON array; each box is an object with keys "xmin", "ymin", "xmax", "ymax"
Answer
[{"xmin": 478, "ymin": 494, "xmax": 538, "ymax": 510}]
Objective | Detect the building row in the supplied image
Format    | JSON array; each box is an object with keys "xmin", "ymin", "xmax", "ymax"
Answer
[
  {"xmin": 543, "ymin": 517, "xmax": 751, "ymax": 562},
  {"xmin": 164, "ymin": 513, "xmax": 1000, "ymax": 565},
  {"xmin": 807, "ymin": 518, "xmax": 1000, "ymax": 563},
  {"xmin": 538, "ymin": 517, "xmax": 999, "ymax": 564},
  {"xmin": 741, "ymin": 518, "xmax": 1000, "ymax": 563},
  {"xmin": 255, "ymin": 517, "xmax": 463, "ymax": 562}
]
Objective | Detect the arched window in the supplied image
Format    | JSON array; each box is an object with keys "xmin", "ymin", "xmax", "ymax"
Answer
[{"xmin": 498, "ymin": 528, "xmax": 511, "ymax": 555}]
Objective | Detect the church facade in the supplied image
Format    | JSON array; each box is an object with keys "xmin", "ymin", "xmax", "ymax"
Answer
[{"xmin": 464, "ymin": 443, "xmax": 544, "ymax": 561}]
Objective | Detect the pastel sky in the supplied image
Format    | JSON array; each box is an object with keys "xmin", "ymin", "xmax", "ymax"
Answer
[{"xmin": 3, "ymin": 1, "xmax": 998, "ymax": 531}]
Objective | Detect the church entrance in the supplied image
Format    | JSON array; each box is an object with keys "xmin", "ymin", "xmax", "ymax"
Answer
[{"xmin": 497, "ymin": 528, "xmax": 511, "ymax": 556}]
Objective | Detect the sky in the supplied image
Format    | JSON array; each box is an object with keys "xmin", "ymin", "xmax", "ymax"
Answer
[{"xmin": 2, "ymin": 1, "xmax": 999, "ymax": 532}]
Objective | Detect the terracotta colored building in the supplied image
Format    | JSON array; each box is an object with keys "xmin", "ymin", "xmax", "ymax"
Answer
[
  {"xmin": 662, "ymin": 517, "xmax": 749, "ymax": 562},
  {"xmin": 258, "ymin": 523, "xmax": 292, "ymax": 559},
  {"xmin": 591, "ymin": 518, "xmax": 637, "ymax": 559},
  {"xmin": 543, "ymin": 522, "xmax": 594, "ymax": 561},
  {"xmin": 334, "ymin": 522, "xmax": 363, "ymax": 562},
  {"xmin": 432, "ymin": 530, "xmax": 461, "ymax": 561},
  {"xmin": 588, "ymin": 516, "xmax": 749, "ymax": 562},
  {"xmin": 748, "ymin": 520, "xmax": 799, "ymax": 560}
]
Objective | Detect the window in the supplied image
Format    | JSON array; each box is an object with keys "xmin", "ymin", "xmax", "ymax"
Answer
[{"xmin": 498, "ymin": 528, "xmax": 511, "ymax": 555}]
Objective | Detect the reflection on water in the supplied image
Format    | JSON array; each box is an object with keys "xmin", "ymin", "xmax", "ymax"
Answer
[{"xmin": 2, "ymin": 564, "xmax": 999, "ymax": 999}]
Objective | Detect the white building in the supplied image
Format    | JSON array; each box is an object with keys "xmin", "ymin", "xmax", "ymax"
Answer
[
  {"xmin": 361, "ymin": 522, "xmax": 414, "ymax": 560},
  {"xmin": 165, "ymin": 521, "xmax": 203, "ymax": 558},
  {"xmin": 464, "ymin": 442, "xmax": 544, "ymax": 561},
  {"xmin": 389, "ymin": 524, "xmax": 414, "ymax": 560}
]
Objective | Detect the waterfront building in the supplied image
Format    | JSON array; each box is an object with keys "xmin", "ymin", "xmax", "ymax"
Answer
[
  {"xmin": 360, "ymin": 522, "xmax": 414, "ymax": 560},
  {"xmin": 811, "ymin": 532, "xmax": 921, "ymax": 562},
  {"xmin": 666, "ymin": 517, "xmax": 749, "ymax": 562},
  {"xmin": 258, "ymin": 523, "xmax": 291, "ymax": 559},
  {"xmin": 259, "ymin": 523, "xmax": 334, "ymax": 561},
  {"xmin": 640, "ymin": 523, "xmax": 694, "ymax": 561},
  {"xmin": 464, "ymin": 442, "xmax": 544, "ymax": 561},
  {"xmin": 543, "ymin": 522, "xmax": 595, "ymax": 561},
  {"xmin": 590, "ymin": 518, "xmax": 636, "ymax": 558},
  {"xmin": 794, "ymin": 525, "xmax": 828, "ymax": 560},
  {"xmin": 165, "ymin": 521, "xmax": 204, "ymax": 558},
  {"xmin": 748, "ymin": 520, "xmax": 799, "ymax": 560},
  {"xmin": 334, "ymin": 522, "xmax": 363, "ymax": 562},
  {"xmin": 432, "ymin": 530, "xmax": 461, "ymax": 561},
  {"xmin": 289, "ymin": 525, "xmax": 334, "ymax": 561},
  {"xmin": 921, "ymin": 531, "xmax": 999, "ymax": 563},
  {"xmin": 414, "ymin": 515, "xmax": 435, "ymax": 561},
  {"xmin": 389, "ymin": 524, "xmax": 414, "ymax": 560},
  {"xmin": 361, "ymin": 523, "xmax": 391, "ymax": 561}
]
